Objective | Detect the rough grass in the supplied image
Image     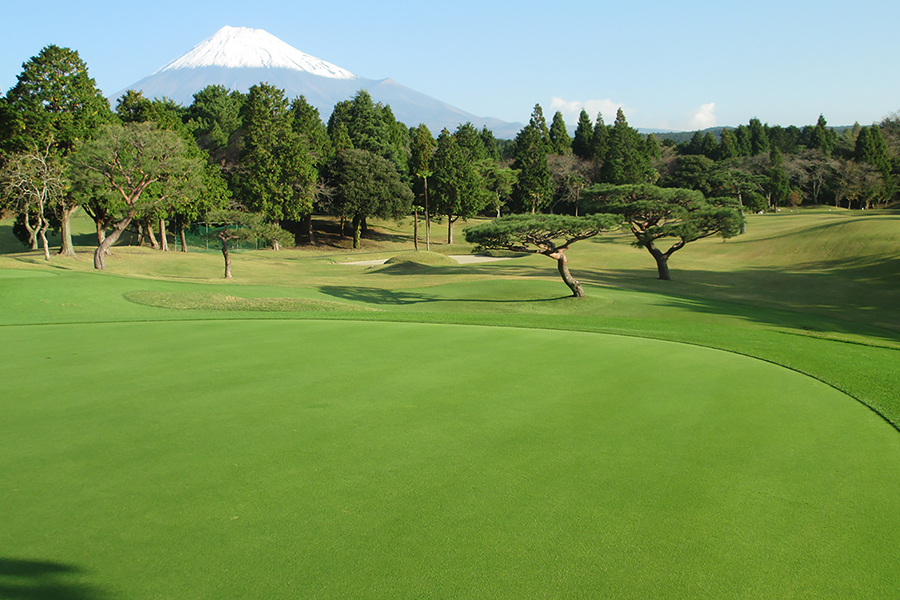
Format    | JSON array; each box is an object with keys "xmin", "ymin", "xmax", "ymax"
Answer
[{"xmin": 123, "ymin": 290, "xmax": 378, "ymax": 312}]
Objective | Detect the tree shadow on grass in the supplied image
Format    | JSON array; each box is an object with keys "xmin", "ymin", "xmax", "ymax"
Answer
[
  {"xmin": 368, "ymin": 260, "xmax": 555, "ymax": 279},
  {"xmin": 319, "ymin": 285, "xmax": 569, "ymax": 306},
  {"xmin": 574, "ymin": 260, "xmax": 900, "ymax": 344},
  {"xmin": 0, "ymin": 558, "xmax": 109, "ymax": 600},
  {"xmin": 320, "ymin": 286, "xmax": 436, "ymax": 305}
]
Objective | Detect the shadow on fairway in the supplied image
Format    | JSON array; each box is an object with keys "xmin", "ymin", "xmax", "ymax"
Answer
[
  {"xmin": 0, "ymin": 558, "xmax": 108, "ymax": 600},
  {"xmin": 320, "ymin": 285, "xmax": 569, "ymax": 306},
  {"xmin": 575, "ymin": 262, "xmax": 900, "ymax": 344},
  {"xmin": 370, "ymin": 261, "xmax": 554, "ymax": 279}
]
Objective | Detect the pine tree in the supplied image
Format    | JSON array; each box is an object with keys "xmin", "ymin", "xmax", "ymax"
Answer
[
  {"xmin": 700, "ymin": 132, "xmax": 718, "ymax": 159},
  {"xmin": 1, "ymin": 45, "xmax": 114, "ymax": 154},
  {"xmin": 409, "ymin": 124, "xmax": 436, "ymax": 249},
  {"xmin": 855, "ymin": 125, "xmax": 894, "ymax": 201}
]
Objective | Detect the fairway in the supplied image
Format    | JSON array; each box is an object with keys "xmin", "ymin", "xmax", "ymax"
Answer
[{"xmin": 3, "ymin": 319, "xmax": 899, "ymax": 599}]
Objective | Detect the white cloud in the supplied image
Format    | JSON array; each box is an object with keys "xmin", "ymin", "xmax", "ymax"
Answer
[
  {"xmin": 687, "ymin": 103, "xmax": 717, "ymax": 129},
  {"xmin": 550, "ymin": 97, "xmax": 629, "ymax": 125}
]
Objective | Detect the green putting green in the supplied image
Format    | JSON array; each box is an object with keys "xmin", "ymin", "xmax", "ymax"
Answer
[{"xmin": 2, "ymin": 320, "xmax": 898, "ymax": 599}]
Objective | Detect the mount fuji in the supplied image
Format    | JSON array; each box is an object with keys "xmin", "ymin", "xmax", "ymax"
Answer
[{"xmin": 119, "ymin": 26, "xmax": 524, "ymax": 138}]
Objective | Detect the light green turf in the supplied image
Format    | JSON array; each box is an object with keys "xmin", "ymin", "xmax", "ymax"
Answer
[
  {"xmin": 1, "ymin": 208, "xmax": 899, "ymax": 598},
  {"xmin": 2, "ymin": 320, "xmax": 899, "ymax": 599}
]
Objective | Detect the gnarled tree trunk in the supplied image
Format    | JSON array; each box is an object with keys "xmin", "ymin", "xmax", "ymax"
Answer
[
  {"xmin": 38, "ymin": 218, "xmax": 51, "ymax": 261},
  {"xmin": 646, "ymin": 243, "xmax": 675, "ymax": 281},
  {"xmin": 94, "ymin": 213, "xmax": 135, "ymax": 270},
  {"xmin": 548, "ymin": 250, "xmax": 584, "ymax": 297}
]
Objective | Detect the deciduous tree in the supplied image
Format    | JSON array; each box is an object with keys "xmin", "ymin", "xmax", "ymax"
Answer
[
  {"xmin": 0, "ymin": 145, "xmax": 68, "ymax": 260},
  {"xmin": 69, "ymin": 122, "xmax": 205, "ymax": 269}
]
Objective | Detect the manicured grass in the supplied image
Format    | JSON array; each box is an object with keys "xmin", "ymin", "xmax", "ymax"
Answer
[
  {"xmin": 3, "ymin": 320, "xmax": 899, "ymax": 599},
  {"xmin": 1, "ymin": 207, "xmax": 899, "ymax": 598}
]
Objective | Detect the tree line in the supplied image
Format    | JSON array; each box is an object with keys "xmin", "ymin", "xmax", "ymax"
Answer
[{"xmin": 0, "ymin": 44, "xmax": 896, "ymax": 286}]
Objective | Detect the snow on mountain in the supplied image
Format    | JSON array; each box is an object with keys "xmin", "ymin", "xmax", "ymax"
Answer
[
  {"xmin": 119, "ymin": 27, "xmax": 524, "ymax": 139},
  {"xmin": 156, "ymin": 26, "xmax": 357, "ymax": 79}
]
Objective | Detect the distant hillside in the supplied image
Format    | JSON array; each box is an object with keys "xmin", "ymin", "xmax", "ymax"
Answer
[{"xmin": 651, "ymin": 125, "xmax": 853, "ymax": 144}]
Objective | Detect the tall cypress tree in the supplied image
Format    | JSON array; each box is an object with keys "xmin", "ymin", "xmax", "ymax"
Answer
[
  {"xmin": 454, "ymin": 122, "xmax": 489, "ymax": 161},
  {"xmin": 599, "ymin": 108, "xmax": 653, "ymax": 185},
  {"xmin": 589, "ymin": 112, "xmax": 609, "ymax": 162},
  {"xmin": 572, "ymin": 109, "xmax": 594, "ymax": 159},
  {"xmin": 548, "ymin": 111, "xmax": 572, "ymax": 155},
  {"xmin": 512, "ymin": 122, "xmax": 553, "ymax": 213},
  {"xmin": 528, "ymin": 104, "xmax": 551, "ymax": 152},
  {"xmin": 291, "ymin": 95, "xmax": 332, "ymax": 168},
  {"xmin": 855, "ymin": 125, "xmax": 894, "ymax": 200},
  {"xmin": 767, "ymin": 147, "xmax": 790, "ymax": 209},
  {"xmin": 480, "ymin": 126, "xmax": 500, "ymax": 160},
  {"xmin": 238, "ymin": 83, "xmax": 316, "ymax": 229},
  {"xmin": 808, "ymin": 114, "xmax": 836, "ymax": 155},
  {"xmin": 431, "ymin": 129, "xmax": 486, "ymax": 242},
  {"xmin": 734, "ymin": 125, "xmax": 752, "ymax": 156},
  {"xmin": 717, "ymin": 128, "xmax": 739, "ymax": 160},
  {"xmin": 749, "ymin": 118, "xmax": 770, "ymax": 155}
]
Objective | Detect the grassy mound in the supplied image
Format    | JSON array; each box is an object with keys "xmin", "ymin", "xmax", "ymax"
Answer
[
  {"xmin": 123, "ymin": 290, "xmax": 377, "ymax": 312},
  {"xmin": 384, "ymin": 250, "xmax": 458, "ymax": 265}
]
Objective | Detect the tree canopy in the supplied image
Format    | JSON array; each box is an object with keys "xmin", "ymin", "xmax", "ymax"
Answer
[
  {"xmin": 69, "ymin": 122, "xmax": 205, "ymax": 269},
  {"xmin": 582, "ymin": 183, "xmax": 743, "ymax": 280},
  {"xmin": 464, "ymin": 213, "xmax": 620, "ymax": 297}
]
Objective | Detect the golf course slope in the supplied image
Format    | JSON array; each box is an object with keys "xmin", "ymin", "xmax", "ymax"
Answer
[{"xmin": 3, "ymin": 319, "xmax": 899, "ymax": 599}]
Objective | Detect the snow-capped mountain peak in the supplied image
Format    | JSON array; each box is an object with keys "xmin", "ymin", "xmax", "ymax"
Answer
[{"xmin": 154, "ymin": 26, "xmax": 357, "ymax": 80}]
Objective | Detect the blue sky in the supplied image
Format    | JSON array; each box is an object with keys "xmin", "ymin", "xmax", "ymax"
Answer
[{"xmin": 3, "ymin": 0, "xmax": 898, "ymax": 131}]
